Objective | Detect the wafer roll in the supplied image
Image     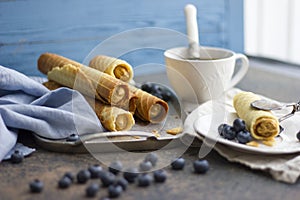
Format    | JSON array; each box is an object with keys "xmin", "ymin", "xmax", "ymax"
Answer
[
  {"xmin": 129, "ymin": 86, "xmax": 168, "ymax": 123},
  {"xmin": 47, "ymin": 63, "xmax": 129, "ymax": 106},
  {"xmin": 233, "ymin": 92, "xmax": 280, "ymax": 141},
  {"xmin": 38, "ymin": 53, "xmax": 83, "ymax": 74},
  {"xmin": 89, "ymin": 55, "xmax": 133, "ymax": 82},
  {"xmin": 43, "ymin": 81, "xmax": 135, "ymax": 131}
]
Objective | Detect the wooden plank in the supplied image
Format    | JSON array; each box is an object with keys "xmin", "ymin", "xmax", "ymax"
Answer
[{"xmin": 0, "ymin": 0, "xmax": 244, "ymax": 76}]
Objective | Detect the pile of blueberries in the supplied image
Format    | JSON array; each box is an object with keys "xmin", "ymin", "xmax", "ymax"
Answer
[
  {"xmin": 27, "ymin": 152, "xmax": 210, "ymax": 199},
  {"xmin": 218, "ymin": 118, "xmax": 253, "ymax": 144}
]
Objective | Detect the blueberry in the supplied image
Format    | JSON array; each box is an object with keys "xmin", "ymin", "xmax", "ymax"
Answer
[
  {"xmin": 161, "ymin": 90, "xmax": 172, "ymax": 102},
  {"xmin": 66, "ymin": 133, "xmax": 79, "ymax": 142},
  {"xmin": 29, "ymin": 179, "xmax": 43, "ymax": 193},
  {"xmin": 222, "ymin": 126, "xmax": 236, "ymax": 140},
  {"xmin": 63, "ymin": 172, "xmax": 75, "ymax": 183},
  {"xmin": 10, "ymin": 150, "xmax": 24, "ymax": 164},
  {"xmin": 193, "ymin": 160, "xmax": 210, "ymax": 174},
  {"xmin": 108, "ymin": 185, "xmax": 123, "ymax": 198},
  {"xmin": 115, "ymin": 177, "xmax": 128, "ymax": 191},
  {"xmin": 233, "ymin": 118, "xmax": 246, "ymax": 132},
  {"xmin": 137, "ymin": 174, "xmax": 152, "ymax": 187},
  {"xmin": 86, "ymin": 183, "xmax": 100, "ymax": 197},
  {"xmin": 123, "ymin": 167, "xmax": 139, "ymax": 183},
  {"xmin": 58, "ymin": 176, "xmax": 72, "ymax": 189},
  {"xmin": 151, "ymin": 92, "xmax": 164, "ymax": 100},
  {"xmin": 171, "ymin": 157, "xmax": 185, "ymax": 170},
  {"xmin": 88, "ymin": 164, "xmax": 103, "ymax": 178},
  {"xmin": 144, "ymin": 152, "xmax": 158, "ymax": 166},
  {"xmin": 108, "ymin": 161, "xmax": 123, "ymax": 175},
  {"xmin": 218, "ymin": 124, "xmax": 229, "ymax": 136},
  {"xmin": 77, "ymin": 169, "xmax": 91, "ymax": 184},
  {"xmin": 100, "ymin": 171, "xmax": 116, "ymax": 187},
  {"xmin": 153, "ymin": 170, "xmax": 167, "ymax": 183},
  {"xmin": 296, "ymin": 130, "xmax": 300, "ymax": 141},
  {"xmin": 236, "ymin": 130, "xmax": 252, "ymax": 144},
  {"xmin": 139, "ymin": 161, "xmax": 153, "ymax": 172},
  {"xmin": 141, "ymin": 82, "xmax": 153, "ymax": 93}
]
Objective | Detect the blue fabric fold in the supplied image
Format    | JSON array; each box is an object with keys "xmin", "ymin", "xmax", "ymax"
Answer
[{"xmin": 0, "ymin": 65, "xmax": 104, "ymax": 161}]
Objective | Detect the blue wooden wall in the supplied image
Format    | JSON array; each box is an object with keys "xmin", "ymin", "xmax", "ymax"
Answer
[{"xmin": 0, "ymin": 0, "xmax": 244, "ymax": 76}]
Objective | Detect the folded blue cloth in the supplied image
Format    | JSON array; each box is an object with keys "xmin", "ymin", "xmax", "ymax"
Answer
[{"xmin": 0, "ymin": 65, "xmax": 104, "ymax": 161}]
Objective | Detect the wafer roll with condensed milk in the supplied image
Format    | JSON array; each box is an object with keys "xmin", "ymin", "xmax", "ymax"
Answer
[
  {"xmin": 129, "ymin": 85, "xmax": 168, "ymax": 123},
  {"xmin": 89, "ymin": 55, "xmax": 134, "ymax": 82},
  {"xmin": 43, "ymin": 81, "xmax": 135, "ymax": 131},
  {"xmin": 47, "ymin": 63, "xmax": 129, "ymax": 106},
  {"xmin": 233, "ymin": 91, "xmax": 280, "ymax": 141}
]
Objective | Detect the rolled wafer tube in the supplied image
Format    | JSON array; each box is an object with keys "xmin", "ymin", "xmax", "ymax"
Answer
[
  {"xmin": 47, "ymin": 63, "xmax": 129, "ymax": 106},
  {"xmin": 43, "ymin": 81, "xmax": 135, "ymax": 131},
  {"xmin": 129, "ymin": 85, "xmax": 169, "ymax": 123},
  {"xmin": 38, "ymin": 53, "xmax": 83, "ymax": 74},
  {"xmin": 233, "ymin": 91, "xmax": 280, "ymax": 141},
  {"xmin": 89, "ymin": 55, "xmax": 133, "ymax": 82}
]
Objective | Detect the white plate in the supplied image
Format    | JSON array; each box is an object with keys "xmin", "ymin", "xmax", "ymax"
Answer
[{"xmin": 193, "ymin": 103, "xmax": 300, "ymax": 155}]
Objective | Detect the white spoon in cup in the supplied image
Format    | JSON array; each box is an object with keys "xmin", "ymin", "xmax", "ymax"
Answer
[{"xmin": 184, "ymin": 4, "xmax": 200, "ymax": 59}]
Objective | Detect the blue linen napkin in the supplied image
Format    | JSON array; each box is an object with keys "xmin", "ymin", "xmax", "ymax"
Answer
[{"xmin": 0, "ymin": 65, "xmax": 104, "ymax": 161}]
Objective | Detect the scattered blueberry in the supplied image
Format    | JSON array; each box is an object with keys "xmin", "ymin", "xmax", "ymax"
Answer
[
  {"xmin": 115, "ymin": 177, "xmax": 128, "ymax": 191},
  {"xmin": 297, "ymin": 130, "xmax": 300, "ymax": 141},
  {"xmin": 137, "ymin": 174, "xmax": 152, "ymax": 187},
  {"xmin": 193, "ymin": 160, "xmax": 210, "ymax": 174},
  {"xmin": 108, "ymin": 161, "xmax": 123, "ymax": 175},
  {"xmin": 171, "ymin": 157, "xmax": 185, "ymax": 170},
  {"xmin": 58, "ymin": 176, "xmax": 72, "ymax": 189},
  {"xmin": 108, "ymin": 185, "xmax": 123, "ymax": 198},
  {"xmin": 63, "ymin": 172, "xmax": 75, "ymax": 183},
  {"xmin": 222, "ymin": 125, "xmax": 236, "ymax": 140},
  {"xmin": 86, "ymin": 183, "xmax": 100, "ymax": 197},
  {"xmin": 77, "ymin": 169, "xmax": 91, "ymax": 184},
  {"xmin": 100, "ymin": 171, "xmax": 116, "ymax": 187},
  {"xmin": 10, "ymin": 150, "xmax": 24, "ymax": 164},
  {"xmin": 88, "ymin": 164, "xmax": 103, "ymax": 178},
  {"xmin": 123, "ymin": 167, "xmax": 139, "ymax": 183},
  {"xmin": 139, "ymin": 161, "xmax": 153, "ymax": 172},
  {"xmin": 66, "ymin": 133, "xmax": 79, "ymax": 142},
  {"xmin": 153, "ymin": 170, "xmax": 167, "ymax": 183},
  {"xmin": 236, "ymin": 130, "xmax": 252, "ymax": 144},
  {"xmin": 144, "ymin": 152, "xmax": 158, "ymax": 166},
  {"xmin": 29, "ymin": 179, "xmax": 44, "ymax": 193},
  {"xmin": 233, "ymin": 118, "xmax": 246, "ymax": 132}
]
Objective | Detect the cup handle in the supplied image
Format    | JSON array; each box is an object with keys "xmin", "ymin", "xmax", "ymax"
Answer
[{"xmin": 226, "ymin": 53, "xmax": 249, "ymax": 90}]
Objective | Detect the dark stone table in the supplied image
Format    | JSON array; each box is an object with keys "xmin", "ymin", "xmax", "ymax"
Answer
[{"xmin": 1, "ymin": 132, "xmax": 299, "ymax": 200}]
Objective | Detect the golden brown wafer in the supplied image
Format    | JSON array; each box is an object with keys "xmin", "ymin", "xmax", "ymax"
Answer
[
  {"xmin": 89, "ymin": 55, "xmax": 134, "ymax": 82},
  {"xmin": 233, "ymin": 91, "xmax": 279, "ymax": 141},
  {"xmin": 129, "ymin": 85, "xmax": 169, "ymax": 123}
]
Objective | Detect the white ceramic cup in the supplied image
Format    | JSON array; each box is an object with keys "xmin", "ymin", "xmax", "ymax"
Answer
[{"xmin": 164, "ymin": 46, "xmax": 249, "ymax": 105}]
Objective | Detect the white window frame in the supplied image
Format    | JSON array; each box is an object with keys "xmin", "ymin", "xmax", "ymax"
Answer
[{"xmin": 244, "ymin": 0, "xmax": 300, "ymax": 65}]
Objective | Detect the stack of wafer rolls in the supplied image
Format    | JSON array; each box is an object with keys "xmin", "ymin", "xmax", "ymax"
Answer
[
  {"xmin": 233, "ymin": 91, "xmax": 280, "ymax": 141},
  {"xmin": 38, "ymin": 52, "xmax": 169, "ymax": 125},
  {"xmin": 88, "ymin": 57, "xmax": 169, "ymax": 123},
  {"xmin": 43, "ymin": 81, "xmax": 135, "ymax": 131},
  {"xmin": 38, "ymin": 53, "xmax": 130, "ymax": 107},
  {"xmin": 89, "ymin": 55, "xmax": 133, "ymax": 83}
]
